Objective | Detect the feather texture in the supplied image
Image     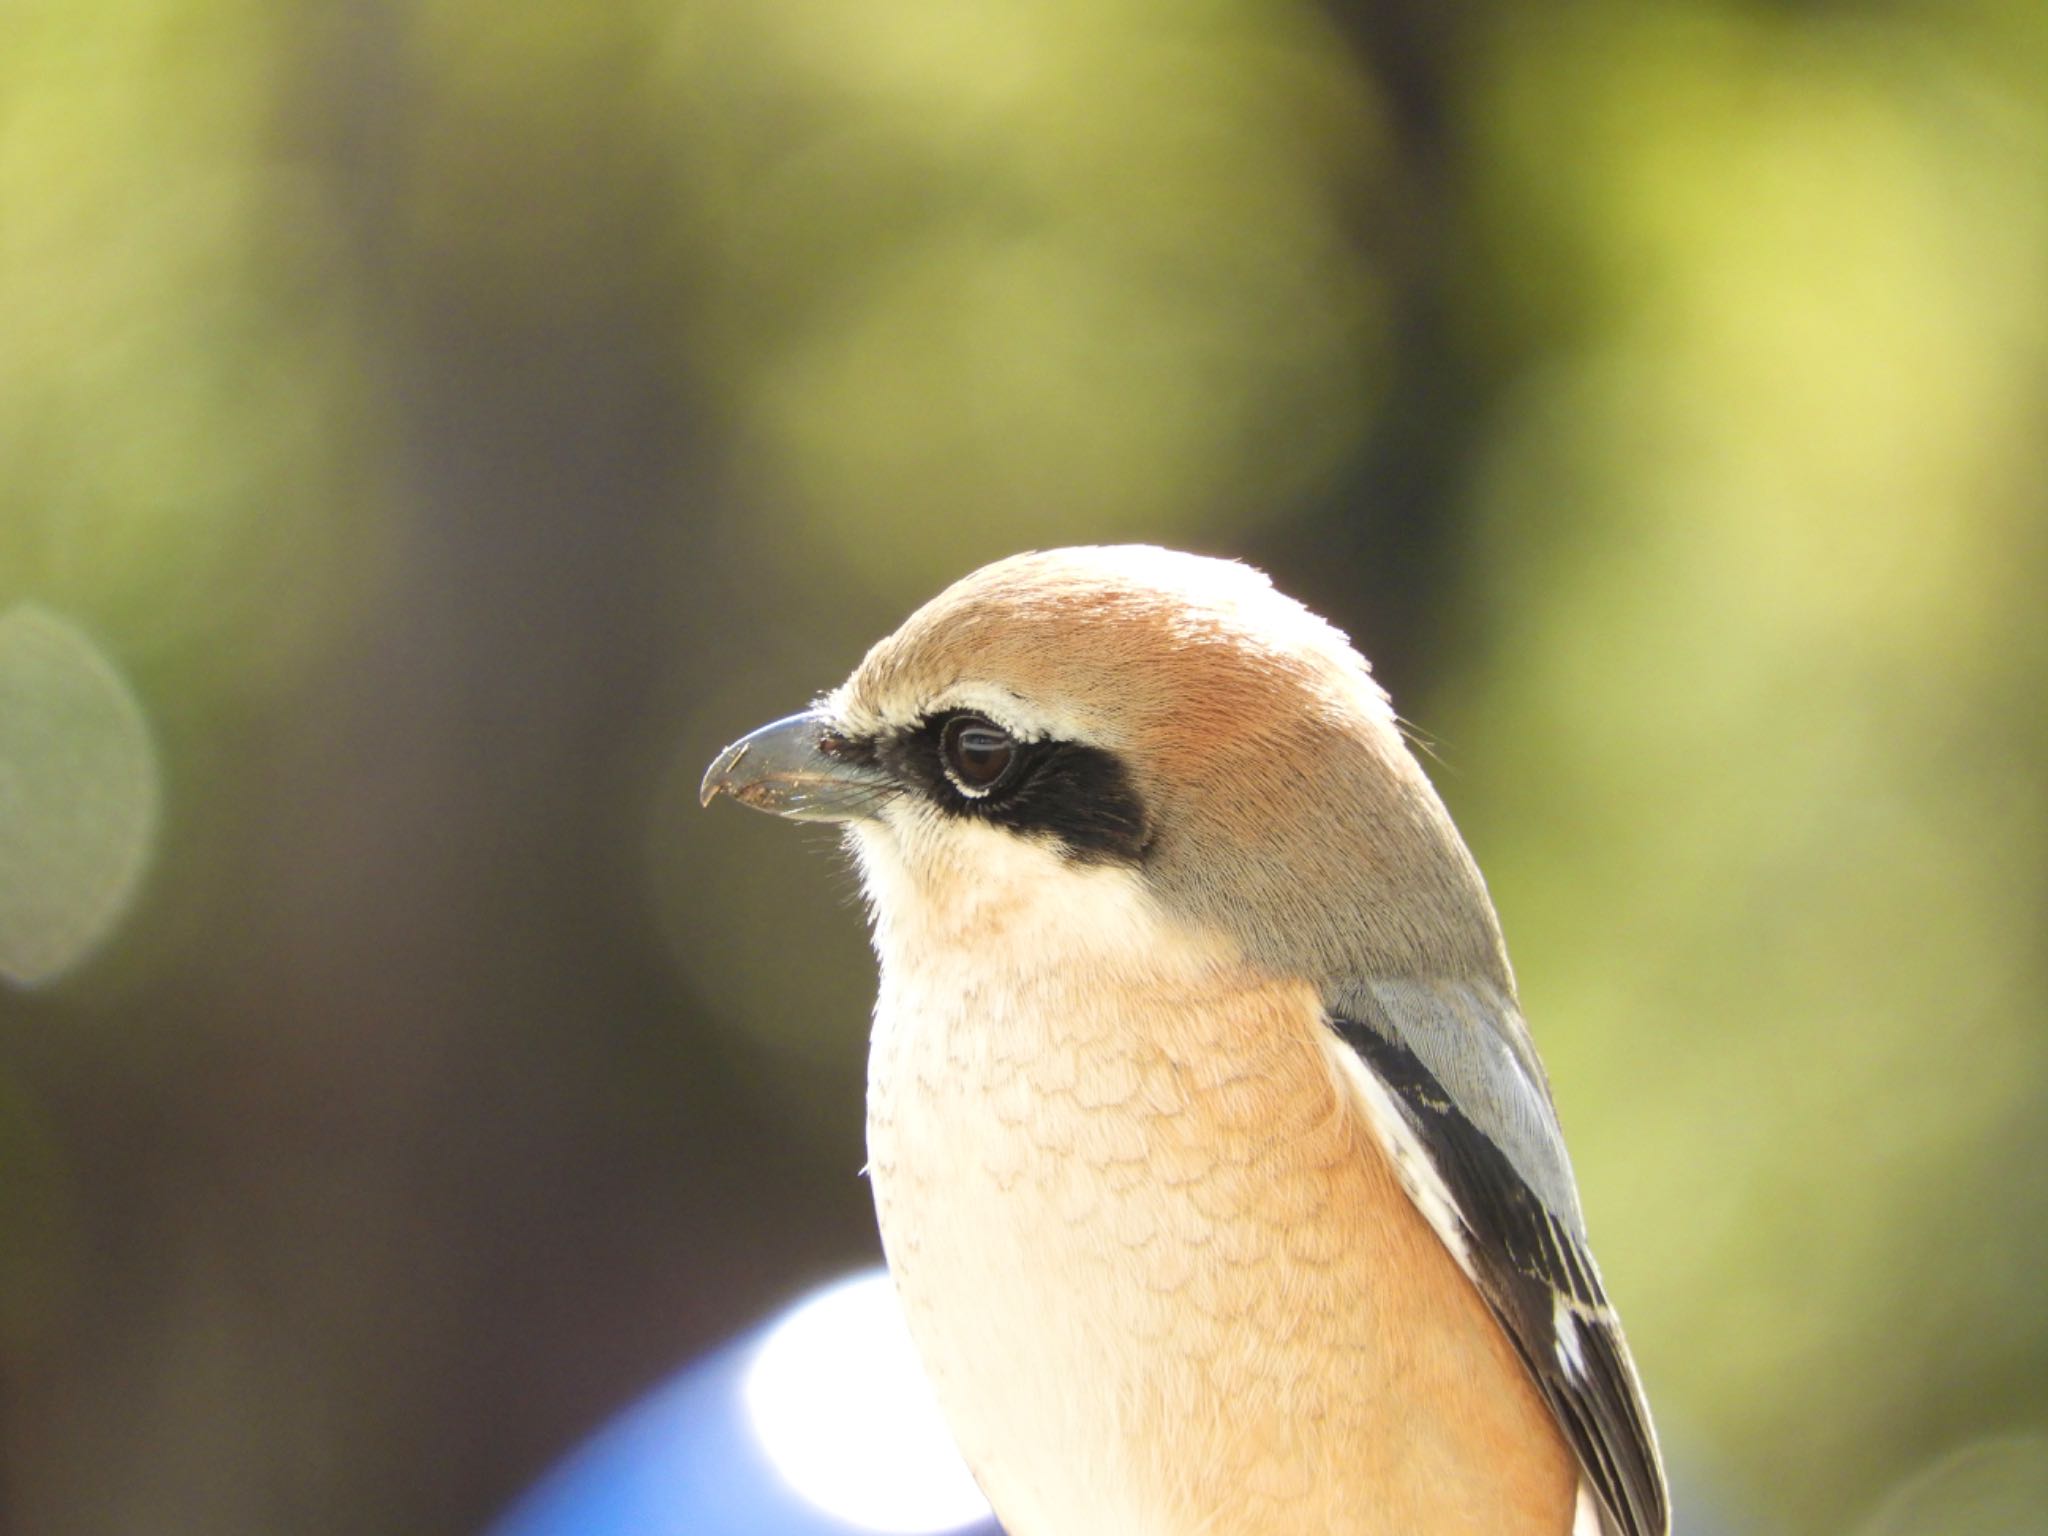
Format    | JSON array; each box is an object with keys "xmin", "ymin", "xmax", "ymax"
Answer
[{"xmin": 1328, "ymin": 988, "xmax": 1668, "ymax": 1536}]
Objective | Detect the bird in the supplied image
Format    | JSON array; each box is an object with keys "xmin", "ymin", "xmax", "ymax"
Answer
[{"xmin": 701, "ymin": 546, "xmax": 1668, "ymax": 1536}]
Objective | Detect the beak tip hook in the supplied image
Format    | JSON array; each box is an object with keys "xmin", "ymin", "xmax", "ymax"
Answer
[{"xmin": 699, "ymin": 741, "xmax": 749, "ymax": 808}]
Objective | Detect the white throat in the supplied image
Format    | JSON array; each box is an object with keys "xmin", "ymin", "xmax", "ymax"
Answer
[{"xmin": 849, "ymin": 813, "xmax": 1205, "ymax": 987}]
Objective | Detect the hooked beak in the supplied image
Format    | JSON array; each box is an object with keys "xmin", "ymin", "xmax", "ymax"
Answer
[{"xmin": 699, "ymin": 709, "xmax": 895, "ymax": 823}]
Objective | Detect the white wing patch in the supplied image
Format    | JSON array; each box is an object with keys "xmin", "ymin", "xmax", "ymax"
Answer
[
  {"xmin": 1317, "ymin": 1027, "xmax": 1475, "ymax": 1280},
  {"xmin": 1573, "ymin": 1481, "xmax": 1606, "ymax": 1536},
  {"xmin": 1554, "ymin": 1295, "xmax": 1588, "ymax": 1376}
]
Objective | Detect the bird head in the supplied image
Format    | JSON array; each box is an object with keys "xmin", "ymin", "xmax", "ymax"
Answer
[{"xmin": 702, "ymin": 546, "xmax": 1510, "ymax": 990}]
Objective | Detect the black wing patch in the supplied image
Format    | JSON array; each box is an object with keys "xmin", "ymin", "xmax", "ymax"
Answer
[{"xmin": 1329, "ymin": 1013, "xmax": 1669, "ymax": 1536}]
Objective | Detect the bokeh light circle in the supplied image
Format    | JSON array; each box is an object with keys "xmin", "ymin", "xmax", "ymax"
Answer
[
  {"xmin": 0, "ymin": 605, "xmax": 158, "ymax": 988},
  {"xmin": 742, "ymin": 1270, "xmax": 992, "ymax": 1534},
  {"xmin": 1850, "ymin": 1431, "xmax": 2048, "ymax": 1536}
]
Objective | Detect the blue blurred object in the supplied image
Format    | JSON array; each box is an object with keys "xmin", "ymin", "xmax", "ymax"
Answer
[{"xmin": 488, "ymin": 1280, "xmax": 1002, "ymax": 1536}]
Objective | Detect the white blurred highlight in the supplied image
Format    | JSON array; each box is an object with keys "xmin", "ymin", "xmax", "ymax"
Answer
[
  {"xmin": 1851, "ymin": 1430, "xmax": 2048, "ymax": 1536},
  {"xmin": 0, "ymin": 605, "xmax": 158, "ymax": 988},
  {"xmin": 743, "ymin": 1269, "xmax": 992, "ymax": 1534}
]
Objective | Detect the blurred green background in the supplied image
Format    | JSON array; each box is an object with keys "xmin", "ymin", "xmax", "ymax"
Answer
[{"xmin": 2, "ymin": 1, "xmax": 2045, "ymax": 1532}]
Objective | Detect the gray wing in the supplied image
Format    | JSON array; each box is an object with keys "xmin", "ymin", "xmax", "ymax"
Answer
[{"xmin": 1327, "ymin": 977, "xmax": 1669, "ymax": 1536}]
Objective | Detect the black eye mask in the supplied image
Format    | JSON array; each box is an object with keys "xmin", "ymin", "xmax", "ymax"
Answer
[{"xmin": 867, "ymin": 711, "xmax": 1153, "ymax": 866}]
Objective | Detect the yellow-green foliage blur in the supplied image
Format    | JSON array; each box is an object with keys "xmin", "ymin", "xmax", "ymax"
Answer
[{"xmin": 1, "ymin": 2, "xmax": 2044, "ymax": 1533}]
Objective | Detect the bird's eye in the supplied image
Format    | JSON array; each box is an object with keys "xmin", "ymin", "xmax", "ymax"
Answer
[{"xmin": 940, "ymin": 715, "xmax": 1018, "ymax": 795}]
